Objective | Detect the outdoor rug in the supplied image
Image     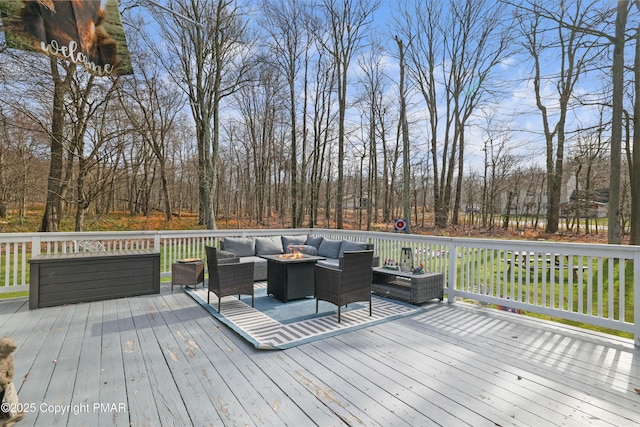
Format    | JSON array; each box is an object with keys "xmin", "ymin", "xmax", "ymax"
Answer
[{"xmin": 185, "ymin": 282, "xmax": 427, "ymax": 350}]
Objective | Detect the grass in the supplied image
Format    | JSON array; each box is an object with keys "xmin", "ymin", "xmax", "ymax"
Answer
[
  {"xmin": 469, "ymin": 252, "xmax": 635, "ymax": 340},
  {"xmin": 0, "ymin": 291, "xmax": 28, "ymax": 300}
]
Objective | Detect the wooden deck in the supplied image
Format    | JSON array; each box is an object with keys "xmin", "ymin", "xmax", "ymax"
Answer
[{"xmin": 1, "ymin": 284, "xmax": 639, "ymax": 426}]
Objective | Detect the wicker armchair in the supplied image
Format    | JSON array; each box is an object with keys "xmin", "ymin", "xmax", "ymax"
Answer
[
  {"xmin": 205, "ymin": 246, "xmax": 254, "ymax": 313},
  {"xmin": 314, "ymin": 250, "xmax": 374, "ymax": 322}
]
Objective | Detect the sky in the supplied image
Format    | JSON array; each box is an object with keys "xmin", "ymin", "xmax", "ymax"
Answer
[{"xmin": 0, "ymin": 0, "xmax": 626, "ymax": 175}]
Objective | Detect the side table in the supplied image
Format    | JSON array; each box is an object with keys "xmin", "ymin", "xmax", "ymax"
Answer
[
  {"xmin": 372, "ymin": 267, "xmax": 444, "ymax": 304},
  {"xmin": 172, "ymin": 261, "xmax": 205, "ymax": 291}
]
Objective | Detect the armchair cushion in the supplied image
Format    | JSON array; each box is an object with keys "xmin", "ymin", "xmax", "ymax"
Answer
[
  {"xmin": 317, "ymin": 238, "xmax": 342, "ymax": 259},
  {"xmin": 216, "ymin": 249, "xmax": 237, "ymax": 260},
  {"xmin": 255, "ymin": 236, "xmax": 284, "ymax": 255},
  {"xmin": 222, "ymin": 237, "xmax": 255, "ymax": 257},
  {"xmin": 339, "ymin": 240, "xmax": 367, "ymax": 258}
]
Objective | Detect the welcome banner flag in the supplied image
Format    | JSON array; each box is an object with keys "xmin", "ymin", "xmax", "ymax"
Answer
[{"xmin": 0, "ymin": 0, "xmax": 132, "ymax": 76}]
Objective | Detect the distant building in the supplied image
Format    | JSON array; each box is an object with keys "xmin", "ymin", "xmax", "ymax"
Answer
[{"xmin": 561, "ymin": 188, "xmax": 609, "ymax": 218}]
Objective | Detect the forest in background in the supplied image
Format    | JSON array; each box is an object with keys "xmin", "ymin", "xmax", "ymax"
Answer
[{"xmin": 1, "ymin": 1, "xmax": 639, "ymax": 242}]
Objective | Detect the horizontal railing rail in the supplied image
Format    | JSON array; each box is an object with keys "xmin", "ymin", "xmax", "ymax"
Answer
[{"xmin": 1, "ymin": 229, "xmax": 638, "ymax": 345}]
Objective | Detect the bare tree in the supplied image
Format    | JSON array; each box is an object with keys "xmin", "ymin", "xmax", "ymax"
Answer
[
  {"xmin": 231, "ymin": 61, "xmax": 283, "ymax": 225},
  {"xmin": 515, "ymin": 0, "xmax": 608, "ymax": 235},
  {"xmin": 396, "ymin": 0, "xmax": 512, "ymax": 228},
  {"xmin": 0, "ymin": 109, "xmax": 45, "ymax": 221},
  {"xmin": 259, "ymin": 0, "xmax": 310, "ymax": 227},
  {"xmin": 41, "ymin": 58, "xmax": 76, "ymax": 231},
  {"xmin": 308, "ymin": 51, "xmax": 336, "ymax": 227},
  {"xmin": 119, "ymin": 43, "xmax": 186, "ymax": 222},
  {"xmin": 141, "ymin": 0, "xmax": 252, "ymax": 229},
  {"xmin": 395, "ymin": 36, "xmax": 411, "ymax": 233},
  {"xmin": 355, "ymin": 39, "xmax": 388, "ymax": 230},
  {"xmin": 67, "ymin": 74, "xmax": 121, "ymax": 231},
  {"xmin": 482, "ymin": 128, "xmax": 517, "ymax": 230},
  {"xmin": 316, "ymin": 0, "xmax": 379, "ymax": 228},
  {"xmin": 628, "ymin": 0, "xmax": 640, "ymax": 244}
]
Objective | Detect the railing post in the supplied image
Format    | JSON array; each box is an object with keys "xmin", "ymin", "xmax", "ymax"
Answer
[
  {"xmin": 634, "ymin": 250, "xmax": 640, "ymax": 347},
  {"xmin": 447, "ymin": 241, "xmax": 457, "ymax": 304},
  {"xmin": 154, "ymin": 234, "xmax": 161, "ymax": 252},
  {"xmin": 32, "ymin": 236, "xmax": 41, "ymax": 257}
]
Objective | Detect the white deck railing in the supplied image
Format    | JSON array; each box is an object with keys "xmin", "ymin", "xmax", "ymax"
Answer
[{"xmin": 1, "ymin": 228, "xmax": 638, "ymax": 345}]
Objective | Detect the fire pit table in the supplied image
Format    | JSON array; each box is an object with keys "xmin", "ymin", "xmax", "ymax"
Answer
[{"xmin": 261, "ymin": 254, "xmax": 326, "ymax": 302}]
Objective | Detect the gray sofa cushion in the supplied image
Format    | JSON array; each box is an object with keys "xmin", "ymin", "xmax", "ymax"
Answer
[
  {"xmin": 281, "ymin": 235, "xmax": 307, "ymax": 250},
  {"xmin": 222, "ymin": 237, "xmax": 255, "ymax": 257},
  {"xmin": 305, "ymin": 235, "xmax": 324, "ymax": 248},
  {"xmin": 255, "ymin": 236, "xmax": 284, "ymax": 255},
  {"xmin": 317, "ymin": 238, "xmax": 342, "ymax": 259},
  {"xmin": 339, "ymin": 240, "xmax": 367, "ymax": 258}
]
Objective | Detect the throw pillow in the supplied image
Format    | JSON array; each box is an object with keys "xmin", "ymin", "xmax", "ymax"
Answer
[
  {"xmin": 317, "ymin": 238, "xmax": 342, "ymax": 259},
  {"xmin": 222, "ymin": 237, "xmax": 255, "ymax": 257},
  {"xmin": 339, "ymin": 240, "xmax": 367, "ymax": 258},
  {"xmin": 281, "ymin": 235, "xmax": 307, "ymax": 249},
  {"xmin": 305, "ymin": 235, "xmax": 324, "ymax": 248},
  {"xmin": 255, "ymin": 236, "xmax": 284, "ymax": 255},
  {"xmin": 285, "ymin": 244, "xmax": 318, "ymax": 256}
]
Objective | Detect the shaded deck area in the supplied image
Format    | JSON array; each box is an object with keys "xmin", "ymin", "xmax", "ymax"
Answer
[{"xmin": 1, "ymin": 283, "xmax": 639, "ymax": 426}]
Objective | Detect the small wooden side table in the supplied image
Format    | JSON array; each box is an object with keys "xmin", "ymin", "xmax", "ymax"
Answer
[{"xmin": 172, "ymin": 261, "xmax": 205, "ymax": 291}]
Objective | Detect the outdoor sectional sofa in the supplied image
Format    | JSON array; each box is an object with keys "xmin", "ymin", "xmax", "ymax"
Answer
[{"xmin": 218, "ymin": 235, "xmax": 378, "ymax": 281}]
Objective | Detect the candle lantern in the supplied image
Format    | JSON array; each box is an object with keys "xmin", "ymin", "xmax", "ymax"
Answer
[{"xmin": 400, "ymin": 247, "xmax": 413, "ymax": 272}]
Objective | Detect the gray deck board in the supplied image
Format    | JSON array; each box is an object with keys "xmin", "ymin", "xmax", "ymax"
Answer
[
  {"xmin": 234, "ymin": 348, "xmax": 343, "ymax": 426},
  {"xmin": 412, "ymin": 307, "xmax": 640, "ymax": 424},
  {"xmin": 0, "ymin": 298, "xmax": 26, "ymax": 327},
  {"xmin": 366, "ymin": 313, "xmax": 583, "ymax": 426},
  {"xmin": 149, "ymin": 292, "xmax": 226, "ymax": 427},
  {"xmin": 321, "ymin": 332, "xmax": 525, "ymax": 427},
  {"xmin": 177, "ymin": 291, "xmax": 345, "ymax": 425},
  {"xmin": 126, "ymin": 296, "xmax": 193, "ymax": 426},
  {"xmin": 116, "ymin": 295, "xmax": 163, "ymax": 427},
  {"xmin": 17, "ymin": 305, "xmax": 75, "ymax": 427},
  {"xmin": 162, "ymin": 292, "xmax": 263, "ymax": 426},
  {"xmin": 169, "ymin": 292, "xmax": 305, "ymax": 426},
  {"xmin": 162, "ymin": 295, "xmax": 314, "ymax": 427},
  {"xmin": 1, "ymin": 284, "xmax": 639, "ymax": 427},
  {"xmin": 295, "ymin": 341, "xmax": 443, "ymax": 426},
  {"xmin": 98, "ymin": 299, "xmax": 130, "ymax": 427},
  {"xmin": 46, "ymin": 304, "xmax": 90, "ymax": 426},
  {"xmin": 70, "ymin": 301, "xmax": 108, "ymax": 427}
]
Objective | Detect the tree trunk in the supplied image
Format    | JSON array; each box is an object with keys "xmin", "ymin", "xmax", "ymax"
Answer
[
  {"xmin": 630, "ymin": 20, "xmax": 640, "ymax": 244},
  {"xmin": 609, "ymin": 0, "xmax": 627, "ymax": 244},
  {"xmin": 41, "ymin": 58, "xmax": 74, "ymax": 232},
  {"xmin": 396, "ymin": 36, "xmax": 411, "ymax": 234}
]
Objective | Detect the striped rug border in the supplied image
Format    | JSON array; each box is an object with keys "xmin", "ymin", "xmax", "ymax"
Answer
[{"xmin": 185, "ymin": 283, "xmax": 427, "ymax": 350}]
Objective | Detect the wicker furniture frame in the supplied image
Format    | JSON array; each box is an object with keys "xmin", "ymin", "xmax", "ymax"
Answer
[
  {"xmin": 372, "ymin": 268, "xmax": 444, "ymax": 304},
  {"xmin": 205, "ymin": 246, "xmax": 255, "ymax": 313},
  {"xmin": 314, "ymin": 250, "xmax": 374, "ymax": 322},
  {"xmin": 171, "ymin": 261, "xmax": 204, "ymax": 291}
]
